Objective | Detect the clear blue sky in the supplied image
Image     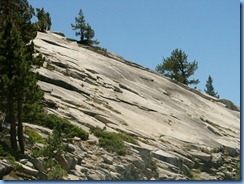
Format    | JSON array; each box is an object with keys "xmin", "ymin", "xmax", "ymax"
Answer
[{"xmin": 28, "ymin": 0, "xmax": 240, "ymax": 106}]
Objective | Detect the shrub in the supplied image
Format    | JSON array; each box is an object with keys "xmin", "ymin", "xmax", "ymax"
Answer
[
  {"xmin": 90, "ymin": 127, "xmax": 138, "ymax": 155},
  {"xmin": 99, "ymin": 136, "xmax": 126, "ymax": 155},
  {"xmin": 216, "ymin": 99, "xmax": 239, "ymax": 111},
  {"xmin": 47, "ymin": 164, "xmax": 67, "ymax": 180},
  {"xmin": 0, "ymin": 143, "xmax": 10, "ymax": 158},
  {"xmin": 46, "ymin": 63, "xmax": 55, "ymax": 71},
  {"xmin": 24, "ymin": 128, "xmax": 46, "ymax": 146},
  {"xmin": 32, "ymin": 113, "xmax": 89, "ymax": 140},
  {"xmin": 33, "ymin": 125, "xmax": 67, "ymax": 180}
]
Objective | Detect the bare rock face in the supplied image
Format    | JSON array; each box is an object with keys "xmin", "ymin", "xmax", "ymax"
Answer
[{"xmin": 3, "ymin": 31, "xmax": 239, "ymax": 180}]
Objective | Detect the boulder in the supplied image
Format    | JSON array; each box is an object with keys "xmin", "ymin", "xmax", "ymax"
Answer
[
  {"xmin": 211, "ymin": 153, "xmax": 224, "ymax": 167},
  {"xmin": 87, "ymin": 170, "xmax": 106, "ymax": 180},
  {"xmin": 59, "ymin": 153, "xmax": 78, "ymax": 171},
  {"xmin": 0, "ymin": 160, "xmax": 13, "ymax": 179},
  {"xmin": 16, "ymin": 162, "xmax": 39, "ymax": 177},
  {"xmin": 66, "ymin": 143, "xmax": 76, "ymax": 153},
  {"xmin": 152, "ymin": 150, "xmax": 182, "ymax": 169},
  {"xmin": 103, "ymin": 155, "xmax": 114, "ymax": 165},
  {"xmin": 189, "ymin": 151, "xmax": 212, "ymax": 162}
]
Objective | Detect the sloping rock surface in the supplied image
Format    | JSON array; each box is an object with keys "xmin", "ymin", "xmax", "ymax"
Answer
[{"xmin": 3, "ymin": 31, "xmax": 239, "ymax": 180}]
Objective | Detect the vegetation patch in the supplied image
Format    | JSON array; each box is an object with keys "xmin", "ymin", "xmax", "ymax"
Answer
[
  {"xmin": 24, "ymin": 128, "xmax": 46, "ymax": 146},
  {"xmin": 66, "ymin": 38, "xmax": 77, "ymax": 42},
  {"xmin": 216, "ymin": 99, "xmax": 239, "ymax": 111},
  {"xmin": 189, "ymin": 168, "xmax": 201, "ymax": 180},
  {"xmin": 32, "ymin": 125, "xmax": 67, "ymax": 180},
  {"xmin": 30, "ymin": 113, "xmax": 89, "ymax": 140},
  {"xmin": 90, "ymin": 127, "xmax": 138, "ymax": 155},
  {"xmin": 45, "ymin": 62, "xmax": 55, "ymax": 71}
]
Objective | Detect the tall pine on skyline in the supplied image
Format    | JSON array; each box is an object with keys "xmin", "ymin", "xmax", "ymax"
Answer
[
  {"xmin": 71, "ymin": 9, "xmax": 99, "ymax": 45},
  {"xmin": 156, "ymin": 49, "xmax": 199, "ymax": 86},
  {"xmin": 204, "ymin": 75, "xmax": 219, "ymax": 98}
]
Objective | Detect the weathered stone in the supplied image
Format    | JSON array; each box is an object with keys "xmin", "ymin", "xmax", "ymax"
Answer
[
  {"xmin": 87, "ymin": 170, "xmax": 106, "ymax": 180},
  {"xmin": 157, "ymin": 167, "xmax": 175, "ymax": 180},
  {"xmin": 189, "ymin": 151, "xmax": 212, "ymax": 162},
  {"xmin": 152, "ymin": 150, "xmax": 182, "ymax": 169},
  {"xmin": 78, "ymin": 142, "xmax": 88, "ymax": 152},
  {"xmin": 66, "ymin": 143, "xmax": 76, "ymax": 153},
  {"xmin": 86, "ymin": 140, "xmax": 97, "ymax": 145},
  {"xmin": 0, "ymin": 160, "xmax": 13, "ymax": 179},
  {"xmin": 115, "ymin": 164, "xmax": 126, "ymax": 174},
  {"xmin": 72, "ymin": 165, "xmax": 88, "ymax": 177},
  {"xmin": 25, "ymin": 161, "xmax": 34, "ymax": 168},
  {"xmin": 20, "ymin": 159, "xmax": 28, "ymax": 165},
  {"xmin": 182, "ymin": 164, "xmax": 190, "ymax": 175},
  {"xmin": 17, "ymin": 162, "xmax": 39, "ymax": 177},
  {"xmin": 66, "ymin": 174, "xmax": 80, "ymax": 180},
  {"xmin": 211, "ymin": 153, "xmax": 224, "ymax": 167},
  {"xmin": 103, "ymin": 155, "xmax": 114, "ymax": 165},
  {"xmin": 59, "ymin": 153, "xmax": 77, "ymax": 171},
  {"xmin": 109, "ymin": 171, "xmax": 121, "ymax": 180}
]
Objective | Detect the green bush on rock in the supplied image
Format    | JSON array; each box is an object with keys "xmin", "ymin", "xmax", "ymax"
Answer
[
  {"xmin": 31, "ymin": 113, "xmax": 89, "ymax": 140},
  {"xmin": 90, "ymin": 127, "xmax": 138, "ymax": 155}
]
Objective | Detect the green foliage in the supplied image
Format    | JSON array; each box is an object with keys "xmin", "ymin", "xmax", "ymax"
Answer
[
  {"xmin": 0, "ymin": 0, "xmax": 45, "ymax": 153},
  {"xmin": 42, "ymin": 124, "xmax": 64, "ymax": 159},
  {"xmin": 0, "ymin": 143, "xmax": 10, "ymax": 158},
  {"xmin": 156, "ymin": 49, "xmax": 199, "ymax": 85},
  {"xmin": 216, "ymin": 99, "xmax": 239, "ymax": 111},
  {"xmin": 91, "ymin": 127, "xmax": 138, "ymax": 155},
  {"xmin": 34, "ymin": 125, "xmax": 67, "ymax": 180},
  {"xmin": 24, "ymin": 128, "xmax": 46, "ymax": 146},
  {"xmin": 71, "ymin": 9, "xmax": 99, "ymax": 45},
  {"xmin": 30, "ymin": 113, "xmax": 89, "ymax": 140},
  {"xmin": 0, "ymin": 0, "xmax": 37, "ymax": 42},
  {"xmin": 36, "ymin": 8, "xmax": 52, "ymax": 32},
  {"xmin": 189, "ymin": 169, "xmax": 201, "ymax": 180},
  {"xmin": 45, "ymin": 62, "xmax": 55, "ymax": 71},
  {"xmin": 235, "ymin": 159, "xmax": 240, "ymax": 180},
  {"xmin": 204, "ymin": 75, "xmax": 219, "ymax": 98},
  {"xmin": 47, "ymin": 164, "xmax": 67, "ymax": 180}
]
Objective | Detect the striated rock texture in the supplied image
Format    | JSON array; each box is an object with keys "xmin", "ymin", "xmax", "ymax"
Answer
[{"xmin": 2, "ymin": 31, "xmax": 240, "ymax": 180}]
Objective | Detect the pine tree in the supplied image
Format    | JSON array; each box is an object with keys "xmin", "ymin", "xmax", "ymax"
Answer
[
  {"xmin": 0, "ymin": 20, "xmax": 21, "ymax": 151},
  {"xmin": 156, "ymin": 49, "xmax": 199, "ymax": 85},
  {"xmin": 204, "ymin": 75, "xmax": 219, "ymax": 98},
  {"xmin": 71, "ymin": 9, "xmax": 99, "ymax": 45},
  {"xmin": 71, "ymin": 9, "xmax": 86, "ymax": 43},
  {"xmin": 0, "ymin": 0, "xmax": 37, "ymax": 42},
  {"xmin": 36, "ymin": 8, "xmax": 52, "ymax": 32},
  {"xmin": 0, "ymin": 0, "xmax": 44, "ymax": 153}
]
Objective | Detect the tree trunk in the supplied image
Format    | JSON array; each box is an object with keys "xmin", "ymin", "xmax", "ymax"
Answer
[
  {"xmin": 17, "ymin": 99, "xmax": 24, "ymax": 154},
  {"xmin": 7, "ymin": 94, "xmax": 17, "ymax": 151}
]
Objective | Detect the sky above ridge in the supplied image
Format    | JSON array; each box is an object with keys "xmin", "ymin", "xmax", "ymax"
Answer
[{"xmin": 28, "ymin": 0, "xmax": 241, "ymax": 106}]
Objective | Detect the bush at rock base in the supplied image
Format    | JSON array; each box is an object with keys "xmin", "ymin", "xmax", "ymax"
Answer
[
  {"xmin": 90, "ymin": 127, "xmax": 138, "ymax": 155},
  {"xmin": 31, "ymin": 113, "xmax": 89, "ymax": 140}
]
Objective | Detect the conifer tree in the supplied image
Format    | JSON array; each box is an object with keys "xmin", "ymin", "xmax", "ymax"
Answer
[
  {"xmin": 204, "ymin": 75, "xmax": 219, "ymax": 98},
  {"xmin": 0, "ymin": 0, "xmax": 36, "ymax": 42},
  {"xmin": 156, "ymin": 49, "xmax": 199, "ymax": 85},
  {"xmin": 0, "ymin": 0, "xmax": 44, "ymax": 153},
  {"xmin": 36, "ymin": 8, "xmax": 52, "ymax": 32},
  {"xmin": 71, "ymin": 9, "xmax": 99, "ymax": 45}
]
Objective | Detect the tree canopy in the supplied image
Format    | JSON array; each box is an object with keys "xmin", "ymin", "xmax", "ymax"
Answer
[
  {"xmin": 71, "ymin": 9, "xmax": 99, "ymax": 45},
  {"xmin": 0, "ymin": 0, "xmax": 44, "ymax": 153},
  {"xmin": 156, "ymin": 49, "xmax": 199, "ymax": 86},
  {"xmin": 204, "ymin": 75, "xmax": 219, "ymax": 98},
  {"xmin": 36, "ymin": 7, "xmax": 52, "ymax": 32}
]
